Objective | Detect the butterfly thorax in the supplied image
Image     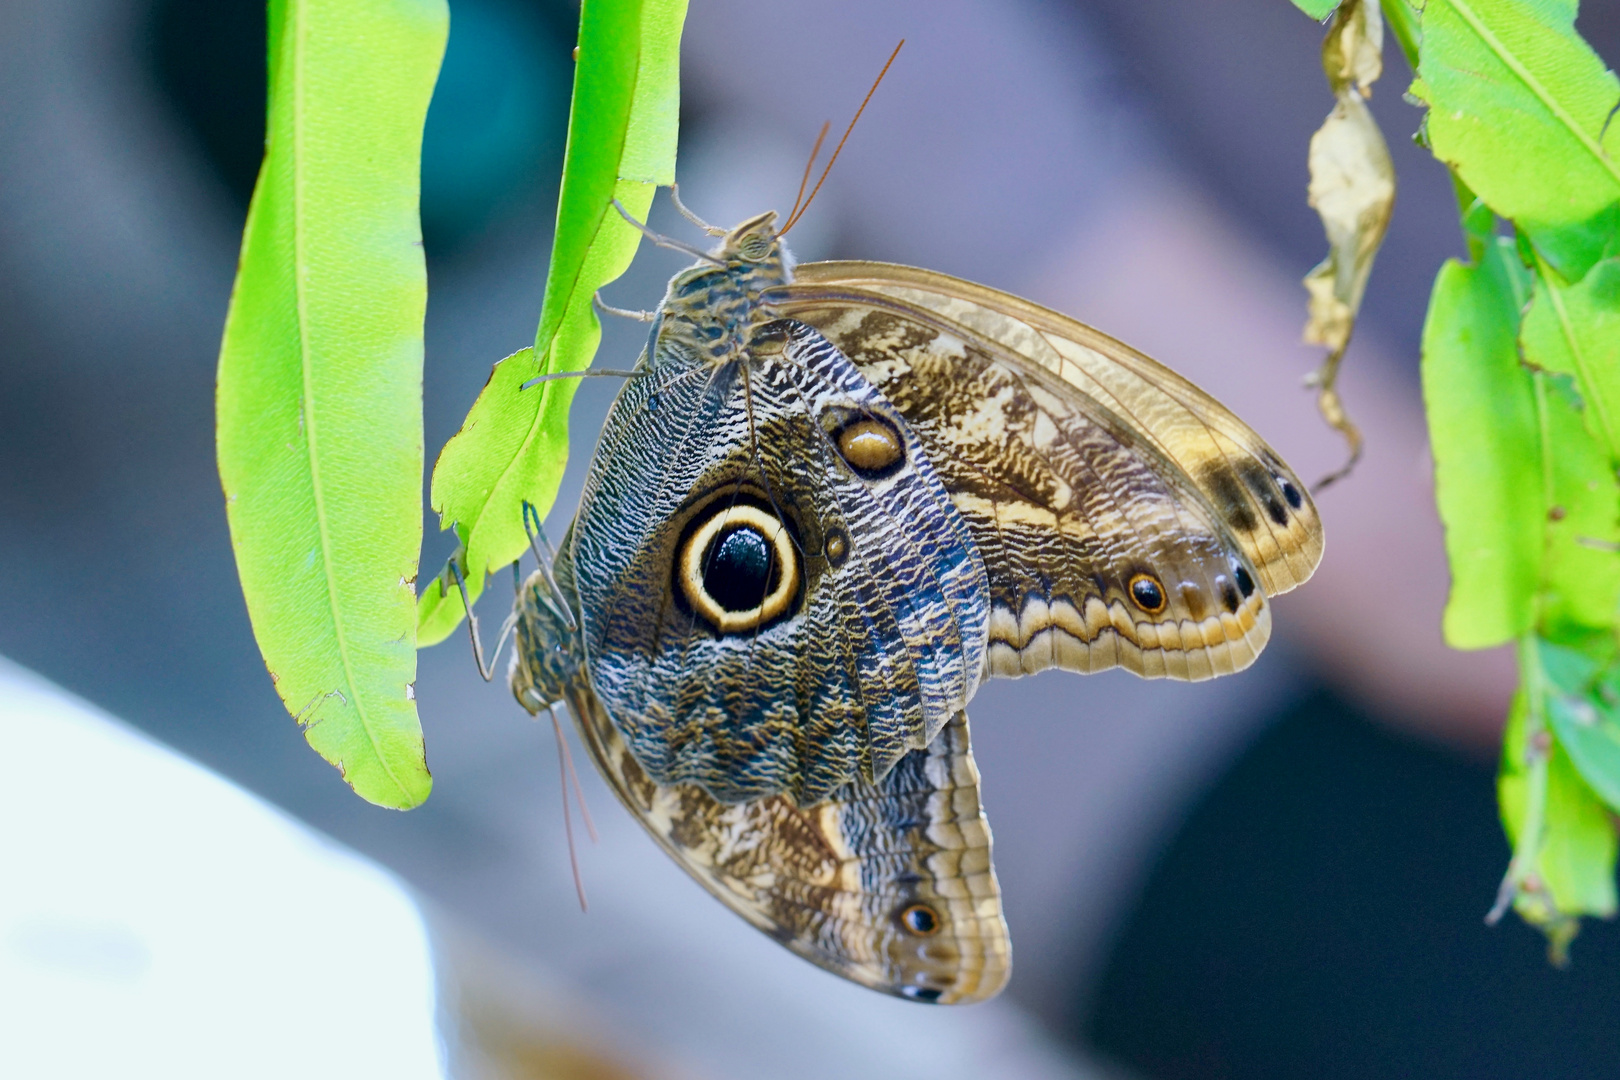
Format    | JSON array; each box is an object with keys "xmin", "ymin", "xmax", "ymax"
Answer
[{"xmin": 651, "ymin": 211, "xmax": 795, "ymax": 368}]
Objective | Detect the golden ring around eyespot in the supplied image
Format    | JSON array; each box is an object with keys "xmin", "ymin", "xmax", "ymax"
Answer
[
  {"xmin": 679, "ymin": 504, "xmax": 800, "ymax": 634},
  {"xmin": 1128, "ymin": 571, "xmax": 1168, "ymax": 615},
  {"xmin": 898, "ymin": 903, "xmax": 941, "ymax": 937}
]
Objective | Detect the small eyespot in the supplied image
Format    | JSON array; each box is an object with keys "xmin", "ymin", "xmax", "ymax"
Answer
[
  {"xmin": 1279, "ymin": 476, "xmax": 1304, "ymax": 510},
  {"xmin": 678, "ymin": 504, "xmax": 799, "ymax": 633},
  {"xmin": 830, "ymin": 415, "xmax": 906, "ymax": 479},
  {"xmin": 1217, "ymin": 577, "xmax": 1241, "ymax": 614},
  {"xmin": 1129, "ymin": 573, "xmax": 1167, "ymax": 615},
  {"xmin": 1234, "ymin": 565, "xmax": 1256, "ymax": 598},
  {"xmin": 901, "ymin": 986, "xmax": 944, "ymax": 1003},
  {"xmin": 824, "ymin": 527, "xmax": 850, "ymax": 567},
  {"xmin": 898, "ymin": 903, "xmax": 941, "ymax": 937}
]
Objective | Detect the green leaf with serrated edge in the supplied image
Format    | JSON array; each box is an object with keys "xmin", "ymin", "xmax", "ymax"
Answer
[
  {"xmin": 1522, "ymin": 256, "xmax": 1620, "ymax": 463},
  {"xmin": 1421, "ymin": 239, "xmax": 1542, "ymax": 648},
  {"xmin": 1542, "ymin": 642, "xmax": 1620, "ymax": 813},
  {"xmin": 420, "ymin": 0, "xmax": 688, "ymax": 645},
  {"xmin": 218, "ymin": 0, "xmax": 446, "ymax": 808},
  {"xmin": 1411, "ymin": 0, "xmax": 1620, "ymax": 279},
  {"xmin": 1290, "ymin": 0, "xmax": 1343, "ymax": 20},
  {"xmin": 1500, "ymin": 674, "xmax": 1618, "ymax": 946}
]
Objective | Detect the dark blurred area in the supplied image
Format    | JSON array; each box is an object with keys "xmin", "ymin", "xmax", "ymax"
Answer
[{"xmin": 5, "ymin": 0, "xmax": 1620, "ymax": 1076}]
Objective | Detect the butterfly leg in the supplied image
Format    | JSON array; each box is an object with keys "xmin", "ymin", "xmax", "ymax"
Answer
[
  {"xmin": 448, "ymin": 557, "xmax": 518, "ymax": 682},
  {"xmin": 593, "ymin": 291, "xmax": 656, "ymax": 323},
  {"xmin": 668, "ymin": 182, "xmax": 726, "ymax": 235},
  {"xmin": 521, "ymin": 501, "xmax": 578, "ymax": 632}
]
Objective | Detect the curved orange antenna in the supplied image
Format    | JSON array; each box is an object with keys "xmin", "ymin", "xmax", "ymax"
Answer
[
  {"xmin": 786, "ymin": 121, "xmax": 832, "ymax": 230},
  {"xmin": 781, "ymin": 39, "xmax": 904, "ymax": 236}
]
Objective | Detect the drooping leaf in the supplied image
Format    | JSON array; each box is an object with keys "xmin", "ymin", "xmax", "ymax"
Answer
[
  {"xmin": 1542, "ymin": 642, "xmax": 1620, "ymax": 813},
  {"xmin": 1521, "ymin": 256, "xmax": 1620, "ymax": 464},
  {"xmin": 1411, "ymin": 0, "xmax": 1620, "ymax": 279},
  {"xmin": 1421, "ymin": 239, "xmax": 1542, "ymax": 649},
  {"xmin": 420, "ymin": 0, "xmax": 688, "ymax": 645},
  {"xmin": 1499, "ymin": 645, "xmax": 1619, "ymax": 960},
  {"xmin": 1302, "ymin": 0, "xmax": 1396, "ymax": 486},
  {"xmin": 218, "ymin": 0, "xmax": 447, "ymax": 808}
]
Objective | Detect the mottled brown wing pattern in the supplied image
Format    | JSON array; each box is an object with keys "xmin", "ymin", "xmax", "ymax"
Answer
[
  {"xmin": 511, "ymin": 571, "xmax": 1011, "ymax": 1005},
  {"xmin": 769, "ymin": 262, "xmax": 1324, "ymax": 682}
]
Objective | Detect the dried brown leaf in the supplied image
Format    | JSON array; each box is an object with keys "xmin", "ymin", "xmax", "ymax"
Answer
[{"xmin": 1302, "ymin": 0, "xmax": 1395, "ymax": 489}]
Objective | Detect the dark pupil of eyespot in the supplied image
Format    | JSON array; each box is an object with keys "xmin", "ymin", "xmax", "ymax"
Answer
[
  {"xmin": 1131, "ymin": 577, "xmax": 1164, "ymax": 611},
  {"xmin": 704, "ymin": 527, "xmax": 773, "ymax": 612},
  {"xmin": 904, "ymin": 906, "xmax": 938, "ymax": 934},
  {"xmin": 1235, "ymin": 565, "xmax": 1256, "ymax": 598}
]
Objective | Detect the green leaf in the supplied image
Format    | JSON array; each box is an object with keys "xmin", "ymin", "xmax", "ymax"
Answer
[
  {"xmin": 1411, "ymin": 0, "xmax": 1620, "ymax": 279},
  {"xmin": 1291, "ymin": 0, "xmax": 1343, "ymax": 19},
  {"xmin": 1522, "ymin": 256, "xmax": 1620, "ymax": 462},
  {"xmin": 420, "ymin": 0, "xmax": 688, "ymax": 644},
  {"xmin": 1421, "ymin": 239, "xmax": 1542, "ymax": 648},
  {"xmin": 1531, "ymin": 370, "xmax": 1620, "ymax": 635},
  {"xmin": 1542, "ymin": 642, "xmax": 1620, "ymax": 812},
  {"xmin": 1499, "ymin": 658, "xmax": 1617, "ymax": 962},
  {"xmin": 217, "ymin": 0, "xmax": 446, "ymax": 809}
]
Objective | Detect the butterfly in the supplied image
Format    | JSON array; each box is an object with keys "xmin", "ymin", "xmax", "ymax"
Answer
[
  {"xmin": 496, "ymin": 201, "xmax": 1322, "ymax": 1002},
  {"xmin": 554, "ymin": 208, "xmax": 1322, "ymax": 809}
]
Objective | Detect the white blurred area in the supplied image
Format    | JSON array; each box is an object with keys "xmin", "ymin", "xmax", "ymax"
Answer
[
  {"xmin": 0, "ymin": 0, "xmax": 1525, "ymax": 1074},
  {"xmin": 0, "ymin": 658, "xmax": 446, "ymax": 1080}
]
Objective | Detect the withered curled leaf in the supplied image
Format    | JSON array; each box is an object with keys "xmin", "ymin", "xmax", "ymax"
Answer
[{"xmin": 1302, "ymin": 0, "xmax": 1396, "ymax": 489}]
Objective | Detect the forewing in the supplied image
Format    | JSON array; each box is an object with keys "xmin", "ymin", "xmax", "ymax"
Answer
[
  {"xmin": 771, "ymin": 262, "xmax": 1323, "ymax": 682},
  {"xmin": 568, "ymin": 332, "xmax": 987, "ymax": 804}
]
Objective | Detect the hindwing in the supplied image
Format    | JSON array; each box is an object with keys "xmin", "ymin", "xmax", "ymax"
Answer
[
  {"xmin": 768, "ymin": 262, "xmax": 1325, "ymax": 682},
  {"xmin": 511, "ymin": 570, "xmax": 1011, "ymax": 1005}
]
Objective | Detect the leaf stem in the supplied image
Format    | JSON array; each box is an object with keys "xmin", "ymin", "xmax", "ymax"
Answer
[{"xmin": 1379, "ymin": 0, "xmax": 1421, "ymax": 71}]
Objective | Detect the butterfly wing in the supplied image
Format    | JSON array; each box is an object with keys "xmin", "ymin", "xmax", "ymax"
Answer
[
  {"xmin": 569, "ymin": 331, "xmax": 988, "ymax": 805},
  {"xmin": 512, "ymin": 571, "xmax": 1011, "ymax": 1005},
  {"xmin": 769, "ymin": 261, "xmax": 1324, "ymax": 682}
]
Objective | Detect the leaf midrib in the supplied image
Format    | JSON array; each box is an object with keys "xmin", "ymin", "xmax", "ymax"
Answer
[
  {"xmin": 1447, "ymin": 0, "xmax": 1620, "ymax": 191},
  {"xmin": 291, "ymin": 1, "xmax": 409, "ymax": 801}
]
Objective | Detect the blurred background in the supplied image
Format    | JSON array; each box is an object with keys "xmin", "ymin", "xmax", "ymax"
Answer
[{"xmin": 4, "ymin": 0, "xmax": 1620, "ymax": 1075}]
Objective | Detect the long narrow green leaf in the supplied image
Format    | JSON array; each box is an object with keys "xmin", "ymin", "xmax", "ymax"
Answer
[
  {"xmin": 218, "ymin": 0, "xmax": 446, "ymax": 808},
  {"xmin": 1412, "ymin": 0, "xmax": 1620, "ymax": 278},
  {"xmin": 420, "ymin": 0, "xmax": 688, "ymax": 646},
  {"xmin": 1421, "ymin": 239, "xmax": 1542, "ymax": 648}
]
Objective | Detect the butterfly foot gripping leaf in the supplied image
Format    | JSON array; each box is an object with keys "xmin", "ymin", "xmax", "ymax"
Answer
[{"xmin": 511, "ymin": 562, "xmax": 1010, "ymax": 1004}]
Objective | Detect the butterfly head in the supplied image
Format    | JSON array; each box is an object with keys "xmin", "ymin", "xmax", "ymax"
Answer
[{"xmin": 656, "ymin": 211, "xmax": 797, "ymax": 367}]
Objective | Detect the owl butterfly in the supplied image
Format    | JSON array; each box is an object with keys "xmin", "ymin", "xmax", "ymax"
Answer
[{"xmin": 503, "ymin": 198, "xmax": 1322, "ymax": 1002}]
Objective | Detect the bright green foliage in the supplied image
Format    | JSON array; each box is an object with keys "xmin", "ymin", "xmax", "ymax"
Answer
[
  {"xmin": 1499, "ymin": 670, "xmax": 1619, "ymax": 963},
  {"xmin": 1542, "ymin": 642, "xmax": 1620, "ymax": 813},
  {"xmin": 1421, "ymin": 241, "xmax": 1542, "ymax": 649},
  {"xmin": 1411, "ymin": 0, "xmax": 1620, "ymax": 280},
  {"xmin": 1291, "ymin": 0, "xmax": 1343, "ymax": 19},
  {"xmin": 1522, "ymin": 257, "xmax": 1620, "ymax": 463},
  {"xmin": 217, "ymin": 0, "xmax": 446, "ymax": 808},
  {"xmin": 421, "ymin": 0, "xmax": 688, "ymax": 645}
]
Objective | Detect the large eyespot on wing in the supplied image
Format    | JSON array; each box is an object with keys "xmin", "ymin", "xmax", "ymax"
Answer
[
  {"xmin": 552, "ymin": 663, "xmax": 1012, "ymax": 1006},
  {"xmin": 768, "ymin": 264, "xmax": 1320, "ymax": 681},
  {"xmin": 774, "ymin": 261, "xmax": 1324, "ymax": 598},
  {"xmin": 566, "ymin": 328, "xmax": 988, "ymax": 805}
]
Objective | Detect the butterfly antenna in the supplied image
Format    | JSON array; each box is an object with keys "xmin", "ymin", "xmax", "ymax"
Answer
[
  {"xmin": 546, "ymin": 706, "xmax": 590, "ymax": 911},
  {"xmin": 785, "ymin": 121, "xmax": 832, "ymax": 231},
  {"xmin": 782, "ymin": 39, "xmax": 904, "ymax": 236}
]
